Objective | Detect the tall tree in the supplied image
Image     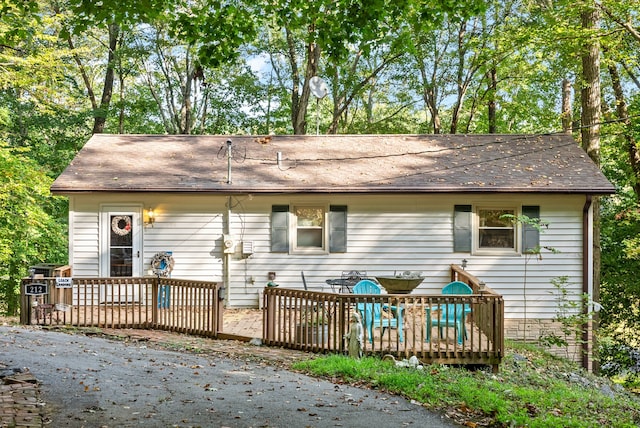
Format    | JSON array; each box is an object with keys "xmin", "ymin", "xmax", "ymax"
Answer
[
  {"xmin": 0, "ymin": 143, "xmax": 66, "ymax": 315},
  {"xmin": 579, "ymin": 1, "xmax": 602, "ymax": 369},
  {"xmin": 581, "ymin": 5, "xmax": 601, "ymax": 166},
  {"xmin": 177, "ymin": 0, "xmax": 485, "ymax": 134},
  {"xmin": 54, "ymin": 0, "xmax": 173, "ymax": 134},
  {"xmin": 598, "ymin": 2, "xmax": 640, "ymax": 202}
]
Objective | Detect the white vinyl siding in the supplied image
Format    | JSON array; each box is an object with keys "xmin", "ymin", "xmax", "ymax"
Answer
[
  {"xmin": 226, "ymin": 194, "xmax": 585, "ymax": 315},
  {"xmin": 68, "ymin": 194, "xmax": 225, "ymax": 283},
  {"xmin": 66, "ymin": 193, "xmax": 586, "ymax": 318},
  {"xmin": 69, "ymin": 209, "xmax": 100, "ymax": 277}
]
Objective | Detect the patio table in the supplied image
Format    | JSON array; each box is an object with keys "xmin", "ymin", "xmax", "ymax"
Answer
[
  {"xmin": 326, "ymin": 271, "xmax": 370, "ymax": 293},
  {"xmin": 325, "ymin": 278, "xmax": 353, "ymax": 293}
]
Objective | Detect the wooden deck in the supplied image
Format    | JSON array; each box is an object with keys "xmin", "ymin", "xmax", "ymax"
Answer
[
  {"xmin": 21, "ymin": 277, "xmax": 224, "ymax": 338},
  {"xmin": 20, "ymin": 264, "xmax": 504, "ymax": 370},
  {"xmin": 262, "ymin": 285, "xmax": 504, "ymax": 370}
]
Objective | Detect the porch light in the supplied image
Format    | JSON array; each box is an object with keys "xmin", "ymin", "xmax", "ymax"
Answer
[
  {"xmin": 461, "ymin": 259, "xmax": 468, "ymax": 270},
  {"xmin": 146, "ymin": 208, "xmax": 155, "ymax": 227},
  {"xmin": 478, "ymin": 281, "xmax": 486, "ymax": 295}
]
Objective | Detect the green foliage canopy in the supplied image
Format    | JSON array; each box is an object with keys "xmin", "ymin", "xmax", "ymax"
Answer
[{"xmin": 0, "ymin": 143, "xmax": 66, "ymax": 315}]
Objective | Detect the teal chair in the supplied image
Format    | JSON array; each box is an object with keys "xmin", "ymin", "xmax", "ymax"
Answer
[
  {"xmin": 427, "ymin": 281, "xmax": 473, "ymax": 344},
  {"xmin": 353, "ymin": 280, "xmax": 403, "ymax": 343}
]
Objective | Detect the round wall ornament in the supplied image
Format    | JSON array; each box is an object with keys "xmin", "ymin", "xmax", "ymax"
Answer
[
  {"xmin": 151, "ymin": 251, "xmax": 175, "ymax": 277},
  {"xmin": 111, "ymin": 215, "xmax": 132, "ymax": 236}
]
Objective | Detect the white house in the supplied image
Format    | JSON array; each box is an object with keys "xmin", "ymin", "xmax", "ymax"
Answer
[{"xmin": 51, "ymin": 133, "xmax": 614, "ymax": 359}]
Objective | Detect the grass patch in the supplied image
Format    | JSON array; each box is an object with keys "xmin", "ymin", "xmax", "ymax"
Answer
[{"xmin": 292, "ymin": 342, "xmax": 640, "ymax": 427}]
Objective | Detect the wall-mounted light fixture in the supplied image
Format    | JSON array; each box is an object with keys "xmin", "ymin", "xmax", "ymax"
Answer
[
  {"xmin": 145, "ymin": 208, "xmax": 155, "ymax": 227},
  {"xmin": 479, "ymin": 281, "xmax": 486, "ymax": 296},
  {"xmin": 461, "ymin": 259, "xmax": 468, "ymax": 270}
]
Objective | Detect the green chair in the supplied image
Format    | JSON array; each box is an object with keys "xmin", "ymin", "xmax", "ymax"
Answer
[
  {"xmin": 427, "ymin": 281, "xmax": 472, "ymax": 344},
  {"xmin": 353, "ymin": 280, "xmax": 403, "ymax": 343}
]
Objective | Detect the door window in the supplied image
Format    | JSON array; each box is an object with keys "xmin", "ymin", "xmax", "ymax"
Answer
[{"xmin": 109, "ymin": 214, "xmax": 134, "ymax": 276}]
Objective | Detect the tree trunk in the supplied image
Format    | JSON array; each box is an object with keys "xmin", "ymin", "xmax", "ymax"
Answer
[
  {"xmin": 118, "ymin": 71, "xmax": 125, "ymax": 134},
  {"xmin": 580, "ymin": 11, "xmax": 601, "ymax": 165},
  {"xmin": 419, "ymin": 65, "xmax": 441, "ymax": 134},
  {"xmin": 580, "ymin": 5, "xmax": 601, "ymax": 371},
  {"xmin": 92, "ymin": 23, "xmax": 120, "ymax": 134},
  {"xmin": 179, "ymin": 50, "xmax": 194, "ymax": 134},
  {"xmin": 449, "ymin": 21, "xmax": 467, "ymax": 134},
  {"xmin": 487, "ymin": 68, "xmax": 497, "ymax": 133},
  {"xmin": 287, "ymin": 29, "xmax": 319, "ymax": 135},
  {"xmin": 561, "ymin": 79, "xmax": 572, "ymax": 133}
]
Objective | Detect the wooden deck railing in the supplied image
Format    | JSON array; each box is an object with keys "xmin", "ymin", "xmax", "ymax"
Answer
[
  {"xmin": 450, "ymin": 263, "xmax": 503, "ymax": 344},
  {"xmin": 19, "ymin": 264, "xmax": 503, "ymax": 370},
  {"xmin": 20, "ymin": 277, "xmax": 223, "ymax": 337},
  {"xmin": 264, "ymin": 264, "xmax": 504, "ymax": 371}
]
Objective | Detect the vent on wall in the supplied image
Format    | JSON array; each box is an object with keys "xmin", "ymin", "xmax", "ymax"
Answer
[{"xmin": 242, "ymin": 241, "xmax": 254, "ymax": 256}]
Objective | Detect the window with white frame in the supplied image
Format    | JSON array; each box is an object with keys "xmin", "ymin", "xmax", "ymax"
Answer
[
  {"xmin": 453, "ymin": 204, "xmax": 540, "ymax": 255},
  {"xmin": 477, "ymin": 208, "xmax": 516, "ymax": 251},
  {"xmin": 271, "ymin": 205, "xmax": 347, "ymax": 254},
  {"xmin": 294, "ymin": 205, "xmax": 325, "ymax": 250}
]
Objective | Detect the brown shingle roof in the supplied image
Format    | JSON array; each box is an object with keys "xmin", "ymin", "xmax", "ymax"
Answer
[{"xmin": 50, "ymin": 134, "xmax": 615, "ymax": 194}]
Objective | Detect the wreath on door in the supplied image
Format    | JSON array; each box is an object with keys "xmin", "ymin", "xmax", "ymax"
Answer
[
  {"xmin": 151, "ymin": 251, "xmax": 175, "ymax": 277},
  {"xmin": 111, "ymin": 215, "xmax": 132, "ymax": 236}
]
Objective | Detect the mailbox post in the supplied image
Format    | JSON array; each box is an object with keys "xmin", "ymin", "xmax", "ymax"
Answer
[{"xmin": 24, "ymin": 281, "xmax": 49, "ymax": 324}]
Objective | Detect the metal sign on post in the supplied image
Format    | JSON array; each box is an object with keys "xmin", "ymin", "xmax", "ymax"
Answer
[
  {"xmin": 25, "ymin": 283, "xmax": 48, "ymax": 296},
  {"xmin": 55, "ymin": 277, "xmax": 73, "ymax": 288}
]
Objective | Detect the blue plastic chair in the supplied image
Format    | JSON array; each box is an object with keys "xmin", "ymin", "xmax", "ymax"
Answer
[
  {"xmin": 352, "ymin": 279, "xmax": 380, "ymax": 295},
  {"xmin": 353, "ymin": 280, "xmax": 403, "ymax": 343},
  {"xmin": 427, "ymin": 281, "xmax": 473, "ymax": 344}
]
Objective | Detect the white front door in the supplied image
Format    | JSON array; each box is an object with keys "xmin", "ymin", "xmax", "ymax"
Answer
[{"xmin": 101, "ymin": 206, "xmax": 143, "ymax": 277}]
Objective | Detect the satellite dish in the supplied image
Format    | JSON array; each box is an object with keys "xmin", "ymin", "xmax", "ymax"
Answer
[{"xmin": 309, "ymin": 76, "xmax": 328, "ymax": 99}]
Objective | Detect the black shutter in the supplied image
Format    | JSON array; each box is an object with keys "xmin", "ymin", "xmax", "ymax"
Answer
[
  {"xmin": 329, "ymin": 205, "xmax": 347, "ymax": 253},
  {"xmin": 522, "ymin": 205, "xmax": 540, "ymax": 253},
  {"xmin": 271, "ymin": 205, "xmax": 289, "ymax": 252},
  {"xmin": 453, "ymin": 205, "xmax": 472, "ymax": 252}
]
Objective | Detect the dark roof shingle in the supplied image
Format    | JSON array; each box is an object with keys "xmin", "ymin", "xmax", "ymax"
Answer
[{"xmin": 50, "ymin": 134, "xmax": 615, "ymax": 194}]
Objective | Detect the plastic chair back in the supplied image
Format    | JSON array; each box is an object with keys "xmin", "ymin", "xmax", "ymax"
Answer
[
  {"xmin": 352, "ymin": 280, "xmax": 381, "ymax": 294},
  {"xmin": 442, "ymin": 281, "xmax": 473, "ymax": 295},
  {"xmin": 434, "ymin": 281, "xmax": 472, "ymax": 344}
]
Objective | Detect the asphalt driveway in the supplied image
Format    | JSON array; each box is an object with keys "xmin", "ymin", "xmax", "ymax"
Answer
[{"xmin": 1, "ymin": 326, "xmax": 458, "ymax": 427}]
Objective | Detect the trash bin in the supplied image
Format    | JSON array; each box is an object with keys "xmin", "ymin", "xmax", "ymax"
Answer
[
  {"xmin": 158, "ymin": 285, "xmax": 171, "ymax": 308},
  {"xmin": 29, "ymin": 264, "xmax": 64, "ymax": 277}
]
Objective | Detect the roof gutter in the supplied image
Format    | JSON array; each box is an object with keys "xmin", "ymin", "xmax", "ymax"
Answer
[
  {"xmin": 49, "ymin": 188, "xmax": 617, "ymax": 195},
  {"xmin": 582, "ymin": 194, "xmax": 593, "ymax": 370}
]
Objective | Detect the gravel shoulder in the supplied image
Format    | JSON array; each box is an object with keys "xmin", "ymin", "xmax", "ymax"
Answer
[{"xmin": 1, "ymin": 325, "xmax": 458, "ymax": 427}]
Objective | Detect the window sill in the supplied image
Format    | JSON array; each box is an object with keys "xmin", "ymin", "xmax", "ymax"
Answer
[
  {"xmin": 473, "ymin": 249, "xmax": 521, "ymax": 257},
  {"xmin": 291, "ymin": 248, "xmax": 329, "ymax": 256}
]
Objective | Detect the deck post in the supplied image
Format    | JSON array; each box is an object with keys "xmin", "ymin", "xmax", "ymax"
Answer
[
  {"xmin": 20, "ymin": 280, "xmax": 30, "ymax": 325},
  {"xmin": 264, "ymin": 289, "xmax": 275, "ymax": 341},
  {"xmin": 151, "ymin": 278, "xmax": 158, "ymax": 325},
  {"xmin": 338, "ymin": 299, "xmax": 347, "ymax": 353},
  {"xmin": 215, "ymin": 284, "xmax": 224, "ymax": 337}
]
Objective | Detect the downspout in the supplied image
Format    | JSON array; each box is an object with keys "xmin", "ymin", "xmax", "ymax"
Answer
[
  {"xmin": 223, "ymin": 196, "xmax": 231, "ymax": 305},
  {"xmin": 223, "ymin": 140, "xmax": 233, "ymax": 305},
  {"xmin": 582, "ymin": 195, "xmax": 593, "ymax": 370}
]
